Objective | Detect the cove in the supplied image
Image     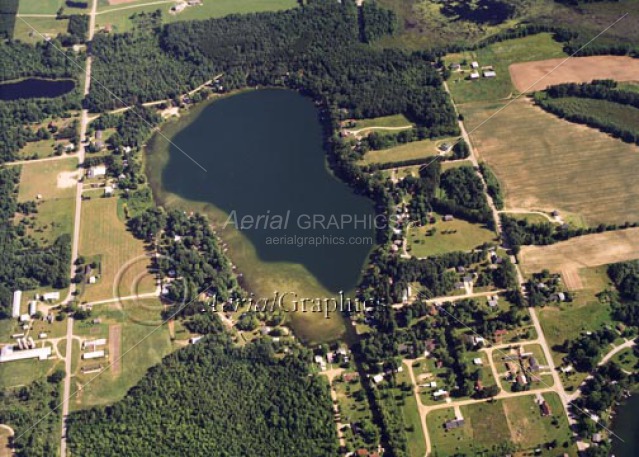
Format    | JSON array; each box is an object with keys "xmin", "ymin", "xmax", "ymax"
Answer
[
  {"xmin": 0, "ymin": 78, "xmax": 75, "ymax": 101},
  {"xmin": 610, "ymin": 394, "xmax": 639, "ymax": 457},
  {"xmin": 147, "ymin": 89, "xmax": 376, "ymax": 342}
]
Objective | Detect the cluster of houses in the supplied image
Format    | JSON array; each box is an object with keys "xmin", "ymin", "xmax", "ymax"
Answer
[
  {"xmin": 81, "ymin": 338, "xmax": 108, "ymax": 361},
  {"xmin": 86, "ymin": 164, "xmax": 116, "ymax": 197},
  {"xmin": 11, "ymin": 290, "xmax": 60, "ymax": 323},
  {"xmin": 314, "ymin": 346, "xmax": 350, "ymax": 371},
  {"xmin": 450, "ymin": 60, "xmax": 497, "ymax": 81},
  {"xmin": 501, "ymin": 346, "xmax": 543, "ymax": 387}
]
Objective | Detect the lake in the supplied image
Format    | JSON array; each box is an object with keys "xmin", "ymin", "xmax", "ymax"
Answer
[
  {"xmin": 611, "ymin": 394, "xmax": 639, "ymax": 457},
  {"xmin": 0, "ymin": 78, "xmax": 75, "ymax": 101},
  {"xmin": 147, "ymin": 89, "xmax": 376, "ymax": 342}
]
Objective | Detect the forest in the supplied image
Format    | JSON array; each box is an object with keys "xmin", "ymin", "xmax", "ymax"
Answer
[
  {"xmin": 86, "ymin": 1, "xmax": 457, "ymax": 135},
  {"xmin": 0, "ymin": 369, "xmax": 64, "ymax": 457},
  {"xmin": 535, "ymin": 80, "xmax": 639, "ymax": 146},
  {"xmin": 0, "ymin": 167, "xmax": 71, "ymax": 318},
  {"xmin": 67, "ymin": 336, "xmax": 339, "ymax": 456}
]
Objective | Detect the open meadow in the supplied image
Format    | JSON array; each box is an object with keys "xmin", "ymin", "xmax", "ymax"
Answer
[
  {"xmin": 18, "ymin": 0, "xmax": 87, "ymax": 15},
  {"xmin": 79, "ymin": 196, "xmax": 155, "ymax": 303},
  {"xmin": 359, "ymin": 137, "xmax": 456, "ymax": 165},
  {"xmin": 464, "ymin": 98, "xmax": 639, "ymax": 225},
  {"xmin": 71, "ymin": 302, "xmax": 175, "ymax": 410},
  {"xmin": 444, "ymin": 33, "xmax": 567, "ymax": 104},
  {"xmin": 17, "ymin": 158, "xmax": 77, "ymax": 245}
]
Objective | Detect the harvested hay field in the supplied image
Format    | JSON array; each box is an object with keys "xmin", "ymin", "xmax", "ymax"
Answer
[
  {"xmin": 520, "ymin": 228, "xmax": 639, "ymax": 276},
  {"xmin": 509, "ymin": 56, "xmax": 639, "ymax": 93},
  {"xmin": 464, "ymin": 98, "xmax": 639, "ymax": 224}
]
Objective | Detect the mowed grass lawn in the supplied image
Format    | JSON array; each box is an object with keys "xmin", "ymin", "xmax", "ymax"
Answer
[
  {"xmin": 12, "ymin": 16, "xmax": 69, "ymax": 42},
  {"xmin": 464, "ymin": 98, "xmax": 639, "ymax": 224},
  {"xmin": 407, "ymin": 215, "xmax": 495, "ymax": 258},
  {"xmin": 18, "ymin": 0, "xmax": 86, "ymax": 14},
  {"xmin": 502, "ymin": 393, "xmax": 576, "ymax": 455},
  {"xmin": 17, "ymin": 158, "xmax": 77, "ymax": 244},
  {"xmin": 427, "ymin": 401, "xmax": 511, "ymax": 456},
  {"xmin": 360, "ymin": 137, "xmax": 458, "ymax": 165},
  {"xmin": 79, "ymin": 196, "xmax": 153, "ymax": 303},
  {"xmin": 351, "ymin": 114, "xmax": 413, "ymax": 130},
  {"xmin": 71, "ymin": 304, "xmax": 174, "ymax": 410},
  {"xmin": 445, "ymin": 33, "xmax": 567, "ymax": 104},
  {"xmin": 538, "ymin": 267, "xmax": 612, "ymax": 364}
]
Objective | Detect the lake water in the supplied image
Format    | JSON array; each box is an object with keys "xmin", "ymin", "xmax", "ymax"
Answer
[
  {"xmin": 610, "ymin": 394, "xmax": 639, "ymax": 457},
  {"xmin": 0, "ymin": 78, "xmax": 75, "ymax": 101},
  {"xmin": 152, "ymin": 89, "xmax": 376, "ymax": 341}
]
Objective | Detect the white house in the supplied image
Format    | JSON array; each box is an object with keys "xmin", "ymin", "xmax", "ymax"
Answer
[
  {"xmin": 88, "ymin": 165, "xmax": 107, "ymax": 178},
  {"xmin": 483, "ymin": 70, "xmax": 497, "ymax": 78},
  {"xmin": 471, "ymin": 61, "xmax": 479, "ymax": 69},
  {"xmin": 41, "ymin": 291, "xmax": 60, "ymax": 302},
  {"xmin": 469, "ymin": 72, "xmax": 480, "ymax": 80},
  {"xmin": 11, "ymin": 290, "xmax": 22, "ymax": 318},
  {"xmin": 372, "ymin": 374, "xmax": 384, "ymax": 384}
]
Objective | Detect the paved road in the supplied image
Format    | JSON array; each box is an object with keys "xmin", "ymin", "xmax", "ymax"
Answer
[{"xmin": 59, "ymin": 1, "xmax": 97, "ymax": 455}]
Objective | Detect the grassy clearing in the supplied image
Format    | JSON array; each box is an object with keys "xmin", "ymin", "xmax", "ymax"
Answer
[
  {"xmin": 445, "ymin": 33, "xmax": 566, "ymax": 104},
  {"xmin": 78, "ymin": 196, "xmax": 154, "ymax": 303},
  {"xmin": 360, "ymin": 137, "xmax": 457, "ymax": 165},
  {"xmin": 407, "ymin": 215, "xmax": 496, "ymax": 258},
  {"xmin": 13, "ymin": 16, "xmax": 69, "ymax": 42},
  {"xmin": 503, "ymin": 393, "xmax": 576, "ymax": 455},
  {"xmin": 333, "ymin": 372, "xmax": 378, "ymax": 451},
  {"xmin": 17, "ymin": 158, "xmax": 77, "ymax": 244},
  {"xmin": 464, "ymin": 98, "xmax": 639, "ymax": 224},
  {"xmin": 351, "ymin": 114, "xmax": 413, "ymax": 130},
  {"xmin": 18, "ymin": 0, "xmax": 87, "ymax": 15},
  {"xmin": 71, "ymin": 304, "xmax": 174, "ymax": 410},
  {"xmin": 0, "ymin": 355, "xmax": 58, "ymax": 389},
  {"xmin": 611, "ymin": 348, "xmax": 639, "ymax": 372}
]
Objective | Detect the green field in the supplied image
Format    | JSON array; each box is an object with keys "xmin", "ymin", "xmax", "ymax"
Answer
[
  {"xmin": 0, "ymin": 352, "xmax": 58, "ymax": 389},
  {"xmin": 351, "ymin": 114, "xmax": 413, "ymax": 130},
  {"xmin": 464, "ymin": 97, "xmax": 639, "ymax": 224},
  {"xmin": 18, "ymin": 0, "xmax": 87, "ymax": 15},
  {"xmin": 445, "ymin": 33, "xmax": 567, "ymax": 104},
  {"xmin": 95, "ymin": 0, "xmax": 298, "ymax": 32},
  {"xmin": 78, "ymin": 196, "xmax": 155, "ymax": 303},
  {"xmin": 542, "ymin": 96, "xmax": 639, "ymax": 135},
  {"xmin": 503, "ymin": 393, "xmax": 576, "ymax": 455},
  {"xmin": 71, "ymin": 304, "xmax": 174, "ymax": 410},
  {"xmin": 17, "ymin": 158, "xmax": 77, "ymax": 245},
  {"xmin": 407, "ymin": 214, "xmax": 496, "ymax": 258},
  {"xmin": 359, "ymin": 137, "xmax": 457, "ymax": 165},
  {"xmin": 611, "ymin": 347, "xmax": 639, "ymax": 372},
  {"xmin": 333, "ymin": 372, "xmax": 379, "ymax": 451}
]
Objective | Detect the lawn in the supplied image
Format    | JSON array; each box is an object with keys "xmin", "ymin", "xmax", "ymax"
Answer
[
  {"xmin": 18, "ymin": 0, "xmax": 87, "ymax": 14},
  {"xmin": 333, "ymin": 372, "xmax": 379, "ymax": 451},
  {"xmin": 78, "ymin": 196, "xmax": 154, "ymax": 303},
  {"xmin": 463, "ymin": 97, "xmax": 639, "ymax": 224},
  {"xmin": 0, "ymin": 353, "xmax": 58, "ymax": 389},
  {"xmin": 611, "ymin": 347, "xmax": 639, "ymax": 372},
  {"xmin": 12, "ymin": 16, "xmax": 69, "ymax": 42},
  {"xmin": 360, "ymin": 137, "xmax": 457, "ymax": 165},
  {"xmin": 445, "ymin": 33, "xmax": 567, "ymax": 104},
  {"xmin": 407, "ymin": 214, "xmax": 496, "ymax": 258},
  {"xmin": 426, "ymin": 407, "xmax": 474, "ymax": 457},
  {"xmin": 397, "ymin": 363, "xmax": 426, "ymax": 457},
  {"xmin": 502, "ymin": 393, "xmax": 576, "ymax": 456},
  {"xmin": 350, "ymin": 114, "xmax": 413, "ymax": 130},
  {"xmin": 71, "ymin": 304, "xmax": 174, "ymax": 410},
  {"xmin": 17, "ymin": 158, "xmax": 77, "ymax": 244}
]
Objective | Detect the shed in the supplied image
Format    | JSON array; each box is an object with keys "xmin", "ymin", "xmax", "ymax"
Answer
[
  {"xmin": 12, "ymin": 290, "xmax": 22, "ymax": 318},
  {"xmin": 483, "ymin": 70, "xmax": 497, "ymax": 78}
]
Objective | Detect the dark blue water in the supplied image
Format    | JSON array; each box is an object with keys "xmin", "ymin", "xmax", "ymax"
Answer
[
  {"xmin": 611, "ymin": 394, "xmax": 639, "ymax": 457},
  {"xmin": 161, "ymin": 89, "xmax": 376, "ymax": 293},
  {"xmin": 0, "ymin": 78, "xmax": 75, "ymax": 101}
]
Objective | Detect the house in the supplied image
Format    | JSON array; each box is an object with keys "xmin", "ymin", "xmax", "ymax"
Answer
[
  {"xmin": 41, "ymin": 291, "xmax": 60, "ymax": 302},
  {"xmin": 557, "ymin": 292, "xmax": 566, "ymax": 302},
  {"xmin": 28, "ymin": 301, "xmax": 37, "ymax": 316},
  {"xmin": 488, "ymin": 299, "xmax": 498, "ymax": 307},
  {"xmin": 494, "ymin": 329, "xmax": 508, "ymax": 342},
  {"xmin": 438, "ymin": 142, "xmax": 453, "ymax": 153},
  {"xmin": 95, "ymin": 130, "xmax": 103, "ymax": 140},
  {"xmin": 529, "ymin": 356, "xmax": 540, "ymax": 372},
  {"xmin": 104, "ymin": 185, "xmax": 114, "ymax": 196},
  {"xmin": 82, "ymin": 350, "xmax": 105, "ymax": 360},
  {"xmin": 516, "ymin": 374, "xmax": 527, "ymax": 385},
  {"xmin": 592, "ymin": 433, "xmax": 602, "ymax": 443},
  {"xmin": 444, "ymin": 418, "xmax": 465, "ymax": 430},
  {"xmin": 443, "ymin": 215, "xmax": 454, "ymax": 221},
  {"xmin": 483, "ymin": 70, "xmax": 497, "ymax": 78},
  {"xmin": 540, "ymin": 400, "xmax": 552, "ymax": 416},
  {"xmin": 469, "ymin": 72, "xmax": 480, "ymax": 80},
  {"xmin": 475, "ymin": 380, "xmax": 484, "ymax": 391},
  {"xmin": 433, "ymin": 389, "xmax": 448, "ymax": 399},
  {"xmin": 11, "ymin": 290, "xmax": 22, "ymax": 318},
  {"xmin": 473, "ymin": 357, "xmax": 483, "ymax": 366},
  {"xmin": 0, "ymin": 345, "xmax": 51, "ymax": 362},
  {"xmin": 87, "ymin": 165, "xmax": 107, "ymax": 178},
  {"xmin": 372, "ymin": 374, "xmax": 384, "ymax": 384},
  {"xmin": 471, "ymin": 61, "xmax": 479, "ymax": 69}
]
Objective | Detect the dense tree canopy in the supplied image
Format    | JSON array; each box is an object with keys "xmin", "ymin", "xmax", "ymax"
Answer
[{"xmin": 67, "ymin": 337, "xmax": 338, "ymax": 457}]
